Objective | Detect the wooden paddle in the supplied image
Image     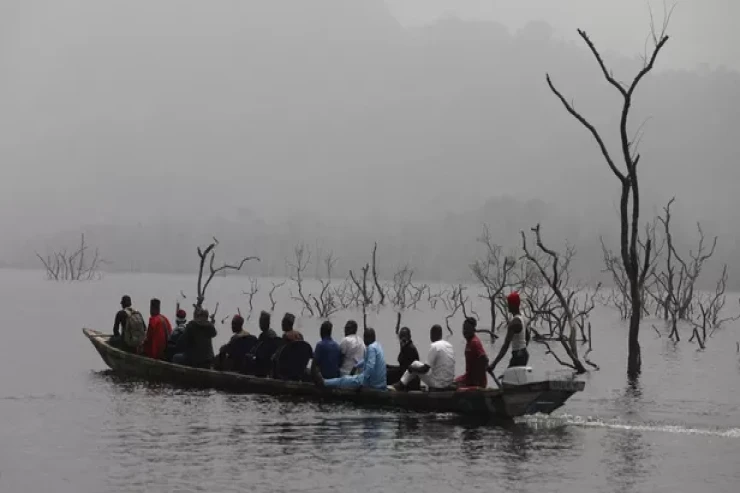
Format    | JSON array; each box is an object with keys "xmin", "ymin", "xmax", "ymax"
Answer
[{"xmin": 487, "ymin": 368, "xmax": 502, "ymax": 389}]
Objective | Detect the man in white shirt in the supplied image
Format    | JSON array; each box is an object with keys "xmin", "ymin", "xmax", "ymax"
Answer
[
  {"xmin": 391, "ymin": 324, "xmax": 455, "ymax": 391},
  {"xmin": 338, "ymin": 320, "xmax": 366, "ymax": 376}
]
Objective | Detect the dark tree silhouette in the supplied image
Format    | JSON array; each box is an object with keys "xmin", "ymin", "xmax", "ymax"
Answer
[{"xmin": 546, "ymin": 11, "xmax": 672, "ymax": 378}]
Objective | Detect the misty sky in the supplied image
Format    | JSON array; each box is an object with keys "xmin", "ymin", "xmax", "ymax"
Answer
[
  {"xmin": 0, "ymin": 0, "xmax": 736, "ymax": 256},
  {"xmin": 389, "ymin": 0, "xmax": 738, "ymax": 71}
]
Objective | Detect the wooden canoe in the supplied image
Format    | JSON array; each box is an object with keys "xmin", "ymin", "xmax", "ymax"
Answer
[{"xmin": 82, "ymin": 328, "xmax": 584, "ymax": 419}]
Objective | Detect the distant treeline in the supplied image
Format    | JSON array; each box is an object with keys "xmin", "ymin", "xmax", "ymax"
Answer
[{"xmin": 16, "ymin": 195, "xmax": 736, "ymax": 291}]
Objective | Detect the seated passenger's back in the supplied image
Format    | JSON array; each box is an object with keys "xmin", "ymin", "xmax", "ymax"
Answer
[
  {"xmin": 217, "ymin": 334, "xmax": 259, "ymax": 372},
  {"xmin": 249, "ymin": 338, "xmax": 284, "ymax": 377},
  {"xmin": 273, "ymin": 341, "xmax": 313, "ymax": 381}
]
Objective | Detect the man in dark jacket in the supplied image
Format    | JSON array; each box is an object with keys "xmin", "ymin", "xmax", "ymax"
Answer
[
  {"xmin": 173, "ymin": 308, "xmax": 217, "ymax": 368},
  {"xmin": 215, "ymin": 314, "xmax": 253, "ymax": 370},
  {"xmin": 165, "ymin": 309, "xmax": 188, "ymax": 361},
  {"xmin": 397, "ymin": 327, "xmax": 420, "ymax": 375}
]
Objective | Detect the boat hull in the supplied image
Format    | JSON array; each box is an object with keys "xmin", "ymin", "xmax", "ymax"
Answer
[{"xmin": 82, "ymin": 328, "xmax": 584, "ymax": 418}]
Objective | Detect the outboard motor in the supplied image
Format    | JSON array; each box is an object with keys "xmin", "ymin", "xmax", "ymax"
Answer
[{"xmin": 501, "ymin": 366, "xmax": 533, "ymax": 387}]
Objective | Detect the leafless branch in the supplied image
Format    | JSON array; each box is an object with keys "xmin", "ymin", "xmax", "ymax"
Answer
[
  {"xmin": 196, "ymin": 238, "xmax": 259, "ymax": 308},
  {"xmin": 268, "ymin": 280, "xmax": 286, "ymax": 312},
  {"xmin": 288, "ymin": 243, "xmax": 314, "ymax": 316}
]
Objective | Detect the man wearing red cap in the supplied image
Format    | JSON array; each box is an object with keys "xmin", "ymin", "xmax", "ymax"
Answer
[{"xmin": 488, "ymin": 292, "xmax": 530, "ymax": 373}]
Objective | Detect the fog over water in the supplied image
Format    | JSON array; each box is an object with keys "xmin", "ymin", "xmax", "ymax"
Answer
[{"xmin": 0, "ymin": 1, "xmax": 737, "ymax": 287}]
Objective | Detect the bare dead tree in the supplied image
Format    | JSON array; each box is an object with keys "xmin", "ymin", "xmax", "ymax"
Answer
[
  {"xmin": 470, "ymin": 225, "xmax": 520, "ymax": 333},
  {"xmin": 427, "ymin": 286, "xmax": 448, "ymax": 310},
  {"xmin": 311, "ymin": 251, "xmax": 341, "ymax": 318},
  {"xmin": 674, "ymin": 224, "xmax": 717, "ymax": 320},
  {"xmin": 349, "ymin": 264, "xmax": 372, "ymax": 330},
  {"xmin": 443, "ymin": 285, "xmax": 463, "ymax": 336},
  {"xmin": 521, "ymin": 224, "xmax": 589, "ymax": 374},
  {"xmin": 546, "ymin": 10, "xmax": 671, "ymax": 377},
  {"xmin": 688, "ymin": 304, "xmax": 709, "ymax": 350},
  {"xmin": 390, "ymin": 264, "xmax": 415, "ymax": 310},
  {"xmin": 287, "ymin": 243, "xmax": 315, "ymax": 316},
  {"xmin": 335, "ymin": 277, "xmax": 360, "ymax": 310},
  {"xmin": 439, "ymin": 284, "xmax": 495, "ymax": 341},
  {"xmin": 36, "ymin": 234, "xmax": 106, "ymax": 281},
  {"xmin": 268, "ymin": 280, "xmax": 286, "ymax": 312},
  {"xmin": 195, "ymin": 238, "xmax": 259, "ymax": 308},
  {"xmin": 349, "ymin": 265, "xmax": 372, "ymax": 304},
  {"xmin": 371, "ymin": 243, "xmax": 386, "ymax": 306},
  {"xmin": 652, "ymin": 198, "xmax": 720, "ymax": 341},
  {"xmin": 242, "ymin": 277, "xmax": 260, "ymax": 320},
  {"xmin": 407, "ymin": 282, "xmax": 428, "ymax": 310},
  {"xmin": 686, "ymin": 265, "xmax": 740, "ymax": 348},
  {"xmin": 602, "ymin": 218, "xmax": 662, "ymax": 320}
]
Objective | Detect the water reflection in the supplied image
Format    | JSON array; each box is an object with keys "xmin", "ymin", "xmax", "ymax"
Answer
[{"xmin": 604, "ymin": 382, "xmax": 652, "ymax": 493}]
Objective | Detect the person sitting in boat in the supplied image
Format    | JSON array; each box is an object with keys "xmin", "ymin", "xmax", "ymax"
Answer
[
  {"xmin": 488, "ymin": 292, "xmax": 530, "ymax": 373},
  {"xmin": 110, "ymin": 295, "xmax": 132, "ymax": 348},
  {"xmin": 313, "ymin": 320, "xmax": 341, "ymax": 378},
  {"xmin": 281, "ymin": 312, "xmax": 304, "ymax": 342},
  {"xmin": 164, "ymin": 309, "xmax": 188, "ymax": 361},
  {"xmin": 258, "ymin": 311, "xmax": 278, "ymax": 341},
  {"xmin": 397, "ymin": 326, "xmax": 420, "ymax": 375},
  {"xmin": 140, "ymin": 298, "xmax": 173, "ymax": 360},
  {"xmin": 313, "ymin": 328, "xmax": 387, "ymax": 391},
  {"xmin": 338, "ymin": 320, "xmax": 366, "ymax": 376},
  {"xmin": 173, "ymin": 307, "xmax": 217, "ymax": 368},
  {"xmin": 392, "ymin": 324, "xmax": 455, "ymax": 391},
  {"xmin": 215, "ymin": 314, "xmax": 254, "ymax": 370},
  {"xmin": 454, "ymin": 317, "xmax": 489, "ymax": 388}
]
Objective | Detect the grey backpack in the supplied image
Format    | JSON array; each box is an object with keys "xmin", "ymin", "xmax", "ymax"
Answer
[{"xmin": 123, "ymin": 308, "xmax": 147, "ymax": 348}]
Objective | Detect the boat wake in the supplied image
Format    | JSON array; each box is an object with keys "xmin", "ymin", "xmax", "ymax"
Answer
[{"xmin": 518, "ymin": 414, "xmax": 740, "ymax": 438}]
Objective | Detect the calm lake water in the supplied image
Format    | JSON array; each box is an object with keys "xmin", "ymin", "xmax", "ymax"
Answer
[{"xmin": 1, "ymin": 269, "xmax": 738, "ymax": 492}]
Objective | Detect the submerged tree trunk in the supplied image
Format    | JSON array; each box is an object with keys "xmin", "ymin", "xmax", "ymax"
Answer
[{"xmin": 628, "ymin": 285, "xmax": 642, "ymax": 377}]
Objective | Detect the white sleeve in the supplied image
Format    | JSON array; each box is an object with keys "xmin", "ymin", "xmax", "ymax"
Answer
[{"xmin": 339, "ymin": 338, "xmax": 348, "ymax": 355}]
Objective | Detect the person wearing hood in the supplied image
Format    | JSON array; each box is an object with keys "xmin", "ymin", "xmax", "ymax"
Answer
[
  {"xmin": 172, "ymin": 308, "xmax": 217, "ymax": 368},
  {"xmin": 165, "ymin": 309, "xmax": 188, "ymax": 361},
  {"xmin": 257, "ymin": 311, "xmax": 278, "ymax": 341}
]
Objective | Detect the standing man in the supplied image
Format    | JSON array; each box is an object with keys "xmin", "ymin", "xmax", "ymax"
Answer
[
  {"xmin": 140, "ymin": 298, "xmax": 172, "ymax": 360},
  {"xmin": 488, "ymin": 292, "xmax": 529, "ymax": 373},
  {"xmin": 111, "ymin": 295, "xmax": 132, "ymax": 346},
  {"xmin": 454, "ymin": 317, "xmax": 489, "ymax": 388}
]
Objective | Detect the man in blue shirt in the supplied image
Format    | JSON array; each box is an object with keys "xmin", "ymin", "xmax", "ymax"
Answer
[
  {"xmin": 312, "ymin": 327, "xmax": 387, "ymax": 391},
  {"xmin": 313, "ymin": 321, "xmax": 341, "ymax": 378}
]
